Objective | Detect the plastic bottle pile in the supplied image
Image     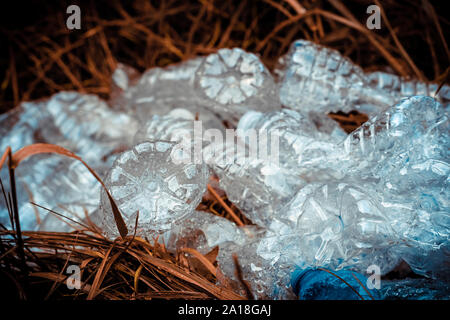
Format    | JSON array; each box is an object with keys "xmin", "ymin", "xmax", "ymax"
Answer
[{"xmin": 0, "ymin": 40, "xmax": 449, "ymax": 299}]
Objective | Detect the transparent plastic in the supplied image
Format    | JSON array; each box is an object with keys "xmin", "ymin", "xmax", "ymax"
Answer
[
  {"xmin": 100, "ymin": 141, "xmax": 209, "ymax": 237},
  {"xmin": 278, "ymin": 40, "xmax": 450, "ymax": 115}
]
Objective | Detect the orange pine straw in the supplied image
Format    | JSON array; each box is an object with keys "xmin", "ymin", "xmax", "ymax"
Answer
[
  {"xmin": 179, "ymin": 247, "xmax": 217, "ymax": 276},
  {"xmin": 206, "ymin": 184, "xmax": 244, "ymax": 227},
  {"xmin": 0, "ymin": 146, "xmax": 11, "ymax": 171}
]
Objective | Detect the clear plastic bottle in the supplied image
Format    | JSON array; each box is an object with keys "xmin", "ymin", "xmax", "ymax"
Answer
[
  {"xmin": 109, "ymin": 63, "xmax": 141, "ymax": 112},
  {"xmin": 133, "ymin": 109, "xmax": 198, "ymax": 145},
  {"xmin": 212, "ymin": 149, "xmax": 304, "ymax": 228},
  {"xmin": 194, "ymin": 48, "xmax": 280, "ymax": 122},
  {"xmin": 0, "ymin": 100, "xmax": 52, "ymax": 153},
  {"xmin": 116, "ymin": 51, "xmax": 280, "ymax": 127},
  {"xmin": 237, "ymin": 109, "xmax": 344, "ymax": 173},
  {"xmin": 342, "ymin": 96, "xmax": 447, "ymax": 166},
  {"xmin": 127, "ymin": 58, "xmax": 205, "ymax": 123},
  {"xmin": 100, "ymin": 141, "xmax": 209, "ymax": 238},
  {"xmin": 214, "ymin": 225, "xmax": 293, "ymax": 299},
  {"xmin": 215, "ymin": 96, "xmax": 449, "ymax": 298},
  {"xmin": 41, "ymin": 91, "xmax": 139, "ymax": 166},
  {"xmin": 133, "ymin": 108, "xmax": 225, "ymax": 146},
  {"xmin": 284, "ymin": 180, "xmax": 398, "ymax": 274},
  {"xmin": 0, "ymin": 156, "xmax": 100, "ymax": 231},
  {"xmin": 212, "ymin": 109, "xmax": 344, "ymax": 227},
  {"xmin": 340, "ymin": 96, "xmax": 449, "ymax": 279},
  {"xmin": 278, "ymin": 40, "xmax": 449, "ymax": 115},
  {"xmin": 162, "ymin": 210, "xmax": 247, "ymax": 254}
]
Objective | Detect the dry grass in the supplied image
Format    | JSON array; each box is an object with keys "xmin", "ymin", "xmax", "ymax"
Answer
[
  {"xmin": 0, "ymin": 229, "xmax": 244, "ymax": 300},
  {"xmin": 1, "ymin": 0, "xmax": 448, "ymax": 113},
  {"xmin": 0, "ymin": 0, "xmax": 449, "ymax": 300}
]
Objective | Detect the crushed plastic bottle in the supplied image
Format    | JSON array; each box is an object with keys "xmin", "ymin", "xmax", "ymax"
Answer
[
  {"xmin": 0, "ymin": 100, "xmax": 53, "ymax": 153},
  {"xmin": 211, "ymin": 108, "xmax": 345, "ymax": 227},
  {"xmin": 133, "ymin": 108, "xmax": 225, "ymax": 146},
  {"xmin": 283, "ymin": 181, "xmax": 398, "ymax": 274},
  {"xmin": 0, "ymin": 92, "xmax": 137, "ymax": 231},
  {"xmin": 237, "ymin": 109, "xmax": 344, "ymax": 173},
  {"xmin": 342, "ymin": 96, "xmax": 448, "ymax": 174},
  {"xmin": 108, "ymin": 63, "xmax": 141, "ymax": 111},
  {"xmin": 291, "ymin": 268, "xmax": 380, "ymax": 300},
  {"xmin": 307, "ymin": 111, "xmax": 348, "ymax": 141},
  {"xmin": 41, "ymin": 91, "xmax": 139, "ymax": 167},
  {"xmin": 215, "ymin": 96, "xmax": 448, "ymax": 298},
  {"xmin": 340, "ymin": 96, "xmax": 449, "ymax": 279},
  {"xmin": 100, "ymin": 141, "xmax": 209, "ymax": 238},
  {"xmin": 278, "ymin": 40, "xmax": 450, "ymax": 115},
  {"xmin": 0, "ymin": 156, "xmax": 100, "ymax": 231},
  {"xmin": 215, "ymin": 181, "xmax": 396, "ymax": 299},
  {"xmin": 211, "ymin": 148, "xmax": 303, "ymax": 227},
  {"xmin": 133, "ymin": 109, "xmax": 198, "ymax": 145},
  {"xmin": 125, "ymin": 58, "xmax": 205, "ymax": 122},
  {"xmin": 214, "ymin": 225, "xmax": 288, "ymax": 299},
  {"xmin": 0, "ymin": 91, "xmax": 139, "ymax": 173},
  {"xmin": 122, "ymin": 51, "xmax": 281, "ymax": 126},
  {"xmin": 194, "ymin": 48, "xmax": 280, "ymax": 121},
  {"xmin": 111, "ymin": 63, "xmax": 140, "ymax": 92},
  {"xmin": 162, "ymin": 210, "xmax": 247, "ymax": 254},
  {"xmin": 366, "ymin": 70, "xmax": 450, "ymax": 109}
]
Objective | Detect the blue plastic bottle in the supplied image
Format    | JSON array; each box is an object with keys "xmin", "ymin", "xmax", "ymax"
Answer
[{"xmin": 291, "ymin": 268, "xmax": 380, "ymax": 300}]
